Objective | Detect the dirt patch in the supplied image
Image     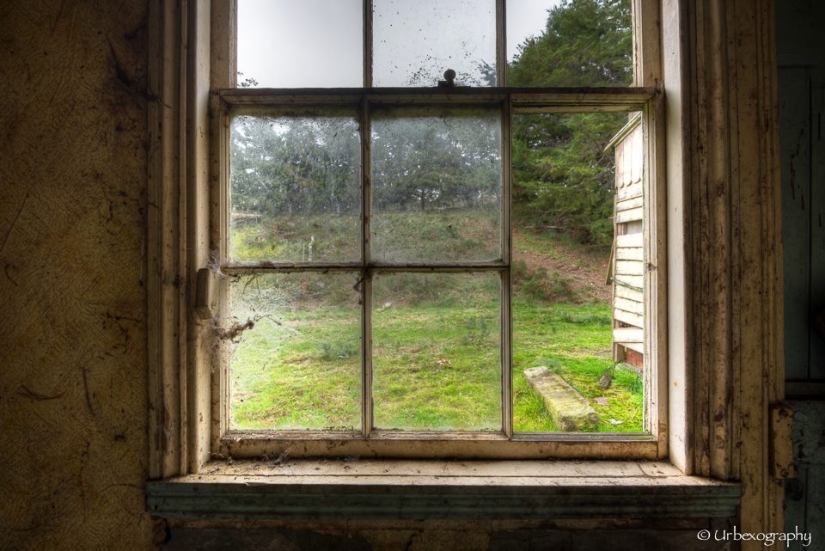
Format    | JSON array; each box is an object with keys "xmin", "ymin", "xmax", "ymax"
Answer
[{"xmin": 513, "ymin": 228, "xmax": 612, "ymax": 304}]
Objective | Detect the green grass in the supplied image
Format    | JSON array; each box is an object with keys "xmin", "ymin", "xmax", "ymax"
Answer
[
  {"xmin": 512, "ymin": 301, "xmax": 643, "ymax": 432},
  {"xmin": 227, "ymin": 211, "xmax": 644, "ymax": 434}
]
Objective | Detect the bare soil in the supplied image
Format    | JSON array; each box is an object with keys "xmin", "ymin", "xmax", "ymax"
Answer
[{"xmin": 513, "ymin": 228, "xmax": 613, "ymax": 304}]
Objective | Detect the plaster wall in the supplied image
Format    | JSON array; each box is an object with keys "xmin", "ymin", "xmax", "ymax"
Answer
[
  {"xmin": 0, "ymin": 0, "xmax": 788, "ymax": 549},
  {"xmin": 0, "ymin": 2, "xmax": 153, "ymax": 549}
]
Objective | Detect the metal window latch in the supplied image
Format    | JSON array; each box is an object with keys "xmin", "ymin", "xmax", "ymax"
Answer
[
  {"xmin": 438, "ymin": 69, "xmax": 457, "ymax": 88},
  {"xmin": 769, "ymin": 403, "xmax": 797, "ymax": 480},
  {"xmin": 195, "ymin": 267, "xmax": 217, "ymax": 320}
]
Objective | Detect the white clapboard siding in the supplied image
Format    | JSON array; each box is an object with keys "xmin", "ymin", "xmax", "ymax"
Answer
[
  {"xmin": 616, "ymin": 246, "xmax": 644, "ymax": 261},
  {"xmin": 613, "ymin": 275, "xmax": 644, "ymax": 290},
  {"xmin": 620, "ymin": 341, "xmax": 645, "ymax": 354},
  {"xmin": 613, "ymin": 327, "xmax": 643, "ymax": 343},
  {"xmin": 616, "ymin": 233, "xmax": 643, "ymax": 248},
  {"xmin": 616, "ymin": 195, "xmax": 644, "ymax": 211},
  {"xmin": 615, "ymin": 296, "xmax": 644, "ymax": 316},
  {"xmin": 614, "ymin": 307, "xmax": 644, "ymax": 328},
  {"xmin": 616, "ymin": 260, "xmax": 645, "ymax": 276},
  {"xmin": 611, "ymin": 116, "xmax": 645, "ymax": 360},
  {"xmin": 616, "ymin": 181, "xmax": 643, "ymax": 201},
  {"xmin": 615, "ymin": 284, "xmax": 643, "ymax": 303},
  {"xmin": 615, "ymin": 207, "xmax": 644, "ymax": 224}
]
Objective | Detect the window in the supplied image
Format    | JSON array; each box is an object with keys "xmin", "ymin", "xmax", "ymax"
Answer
[
  {"xmin": 148, "ymin": 0, "xmax": 786, "ymax": 532},
  {"xmin": 208, "ymin": 0, "xmax": 665, "ymax": 460}
]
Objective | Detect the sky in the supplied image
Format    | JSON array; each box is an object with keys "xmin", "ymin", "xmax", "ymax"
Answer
[{"xmin": 237, "ymin": 0, "xmax": 560, "ymax": 87}]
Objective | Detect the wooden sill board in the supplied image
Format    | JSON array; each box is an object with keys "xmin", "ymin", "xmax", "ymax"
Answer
[{"xmin": 147, "ymin": 460, "xmax": 740, "ymax": 521}]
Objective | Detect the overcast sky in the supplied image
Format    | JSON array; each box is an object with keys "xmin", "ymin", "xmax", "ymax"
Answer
[{"xmin": 238, "ymin": 0, "xmax": 560, "ymax": 87}]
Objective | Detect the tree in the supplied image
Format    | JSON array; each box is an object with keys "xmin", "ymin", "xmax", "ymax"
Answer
[
  {"xmin": 508, "ymin": 0, "xmax": 632, "ymax": 246},
  {"xmin": 230, "ymin": 114, "xmax": 361, "ymax": 218}
]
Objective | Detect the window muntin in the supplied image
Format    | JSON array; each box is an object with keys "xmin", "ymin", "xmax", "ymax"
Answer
[{"xmin": 217, "ymin": 0, "xmax": 660, "ymax": 457}]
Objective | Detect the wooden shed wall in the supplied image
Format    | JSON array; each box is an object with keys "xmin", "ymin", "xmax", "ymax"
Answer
[{"xmin": 612, "ymin": 119, "xmax": 645, "ymax": 355}]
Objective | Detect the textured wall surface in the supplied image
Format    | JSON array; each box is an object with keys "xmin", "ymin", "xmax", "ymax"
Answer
[
  {"xmin": 0, "ymin": 1, "xmax": 797, "ymax": 549},
  {"xmin": 0, "ymin": 2, "xmax": 153, "ymax": 549}
]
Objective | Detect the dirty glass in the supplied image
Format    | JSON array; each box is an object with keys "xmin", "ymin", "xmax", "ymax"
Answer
[
  {"xmin": 237, "ymin": 0, "xmax": 363, "ymax": 88},
  {"xmin": 370, "ymin": 106, "xmax": 502, "ymax": 264},
  {"xmin": 371, "ymin": 272, "xmax": 501, "ymax": 431},
  {"xmin": 228, "ymin": 272, "xmax": 362, "ymax": 431},
  {"xmin": 373, "ymin": 0, "xmax": 496, "ymax": 87},
  {"xmin": 506, "ymin": 0, "xmax": 633, "ymax": 87},
  {"xmin": 229, "ymin": 110, "xmax": 361, "ymax": 264},
  {"xmin": 510, "ymin": 111, "xmax": 644, "ymax": 433}
]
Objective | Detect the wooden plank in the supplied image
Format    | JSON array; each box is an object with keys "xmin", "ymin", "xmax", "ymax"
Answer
[
  {"xmin": 614, "ymin": 308, "xmax": 644, "ymax": 328},
  {"xmin": 613, "ymin": 328, "xmax": 643, "ymax": 343},
  {"xmin": 616, "ymin": 260, "xmax": 645, "ymax": 276},
  {"xmin": 613, "ymin": 275, "xmax": 644, "ymax": 290},
  {"xmin": 615, "ymin": 207, "xmax": 644, "ymax": 223},
  {"xmin": 146, "ymin": 460, "xmax": 742, "ymax": 520},
  {"xmin": 615, "ymin": 296, "xmax": 644, "ymax": 316},
  {"xmin": 616, "ymin": 195, "xmax": 644, "ymax": 212},
  {"xmin": 778, "ymin": 67, "xmax": 811, "ymax": 381},
  {"xmin": 628, "ymin": 124, "xmax": 643, "ymax": 185},
  {"xmin": 616, "ymin": 247, "xmax": 644, "ymax": 261},
  {"xmin": 616, "ymin": 233, "xmax": 644, "ymax": 248},
  {"xmin": 617, "ymin": 181, "xmax": 643, "ymax": 201},
  {"xmin": 622, "ymin": 342, "xmax": 645, "ymax": 354},
  {"xmin": 615, "ymin": 284, "xmax": 644, "ymax": 303}
]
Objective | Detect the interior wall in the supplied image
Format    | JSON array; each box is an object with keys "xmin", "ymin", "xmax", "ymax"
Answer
[
  {"xmin": 776, "ymin": 0, "xmax": 825, "ymax": 542},
  {"xmin": 778, "ymin": 0, "xmax": 825, "ymax": 389},
  {"xmin": 0, "ymin": 2, "xmax": 154, "ymax": 549},
  {"xmin": 0, "ymin": 0, "xmax": 790, "ymax": 549}
]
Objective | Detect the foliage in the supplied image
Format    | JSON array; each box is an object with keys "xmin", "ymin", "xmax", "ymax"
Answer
[
  {"xmin": 371, "ymin": 109, "xmax": 501, "ymax": 214},
  {"xmin": 512, "ymin": 259, "xmax": 579, "ymax": 303},
  {"xmin": 507, "ymin": 0, "xmax": 632, "ymax": 87},
  {"xmin": 509, "ymin": 0, "xmax": 633, "ymax": 246},
  {"xmin": 230, "ymin": 113, "xmax": 361, "ymax": 219}
]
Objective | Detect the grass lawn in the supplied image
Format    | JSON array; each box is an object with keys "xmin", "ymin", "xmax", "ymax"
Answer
[{"xmin": 227, "ymin": 213, "xmax": 644, "ymax": 434}]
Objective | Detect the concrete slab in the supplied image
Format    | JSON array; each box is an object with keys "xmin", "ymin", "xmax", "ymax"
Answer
[{"xmin": 523, "ymin": 367, "xmax": 599, "ymax": 431}]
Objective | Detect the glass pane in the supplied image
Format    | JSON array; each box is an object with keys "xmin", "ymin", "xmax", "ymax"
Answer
[
  {"xmin": 228, "ymin": 272, "xmax": 362, "ymax": 430},
  {"xmin": 229, "ymin": 110, "xmax": 361, "ymax": 263},
  {"xmin": 372, "ymin": 272, "xmax": 501, "ymax": 431},
  {"xmin": 506, "ymin": 0, "xmax": 633, "ymax": 87},
  {"xmin": 371, "ymin": 106, "xmax": 501, "ymax": 263},
  {"xmin": 373, "ymin": 0, "xmax": 496, "ymax": 87},
  {"xmin": 237, "ymin": 0, "xmax": 363, "ymax": 88},
  {"xmin": 511, "ymin": 111, "xmax": 644, "ymax": 433}
]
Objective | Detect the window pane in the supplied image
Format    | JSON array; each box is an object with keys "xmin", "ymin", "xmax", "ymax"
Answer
[
  {"xmin": 506, "ymin": 0, "xmax": 633, "ymax": 87},
  {"xmin": 371, "ymin": 106, "xmax": 502, "ymax": 263},
  {"xmin": 229, "ymin": 110, "xmax": 361, "ymax": 264},
  {"xmin": 373, "ymin": 0, "xmax": 497, "ymax": 87},
  {"xmin": 372, "ymin": 272, "xmax": 501, "ymax": 431},
  {"xmin": 228, "ymin": 272, "xmax": 362, "ymax": 430},
  {"xmin": 511, "ymin": 111, "xmax": 644, "ymax": 433},
  {"xmin": 237, "ymin": 0, "xmax": 363, "ymax": 88}
]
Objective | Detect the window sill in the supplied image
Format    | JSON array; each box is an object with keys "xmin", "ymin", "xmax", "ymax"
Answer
[{"xmin": 147, "ymin": 460, "xmax": 740, "ymax": 521}]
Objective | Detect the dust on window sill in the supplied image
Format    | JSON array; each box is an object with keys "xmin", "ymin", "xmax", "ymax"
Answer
[{"xmin": 147, "ymin": 459, "xmax": 740, "ymax": 521}]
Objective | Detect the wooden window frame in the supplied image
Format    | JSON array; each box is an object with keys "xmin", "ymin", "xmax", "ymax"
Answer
[
  {"xmin": 202, "ymin": 0, "xmax": 667, "ymax": 460},
  {"xmin": 147, "ymin": 0, "xmax": 785, "ymax": 535},
  {"xmin": 209, "ymin": 87, "xmax": 665, "ymax": 460}
]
